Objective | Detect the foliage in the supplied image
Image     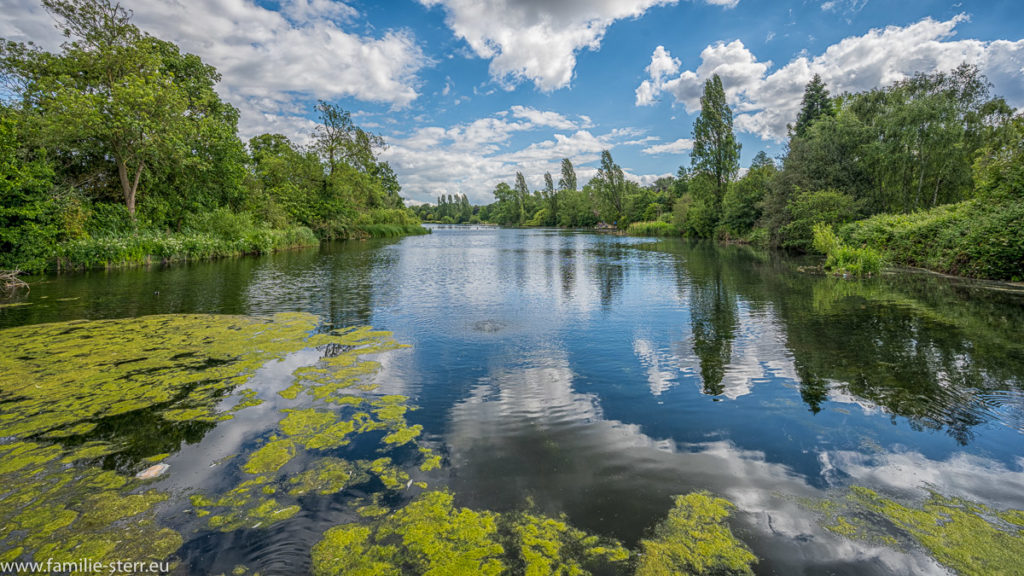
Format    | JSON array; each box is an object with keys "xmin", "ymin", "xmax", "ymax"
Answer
[
  {"xmin": 840, "ymin": 197, "xmax": 1024, "ymax": 280},
  {"xmin": 793, "ymin": 74, "xmax": 834, "ymax": 138},
  {"xmin": 812, "ymin": 223, "xmax": 884, "ymax": 276},
  {"xmin": 973, "ymin": 114, "xmax": 1024, "ymax": 199},
  {"xmin": 780, "ymin": 188, "xmax": 862, "ymax": 251},
  {"xmin": 0, "ymin": 0, "xmax": 423, "ymax": 274},
  {"xmin": 691, "ymin": 74, "xmax": 740, "ymax": 213},
  {"xmin": 626, "ymin": 221, "xmax": 680, "ymax": 237},
  {"xmin": 721, "ymin": 151, "xmax": 775, "ymax": 236}
]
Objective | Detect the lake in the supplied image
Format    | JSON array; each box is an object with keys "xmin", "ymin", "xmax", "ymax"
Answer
[{"xmin": 1, "ymin": 226, "xmax": 1023, "ymax": 575}]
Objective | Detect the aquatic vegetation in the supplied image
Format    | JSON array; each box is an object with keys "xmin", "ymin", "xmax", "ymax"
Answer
[
  {"xmin": 0, "ymin": 312, "xmax": 409, "ymax": 565},
  {"xmin": 243, "ymin": 439, "xmax": 296, "ymax": 475},
  {"xmin": 636, "ymin": 492, "xmax": 757, "ymax": 576},
  {"xmin": 313, "ymin": 490, "xmax": 634, "ymax": 576},
  {"xmin": 288, "ymin": 459, "xmax": 367, "ymax": 496},
  {"xmin": 0, "ymin": 312, "xmax": 339, "ymax": 438},
  {"xmin": 848, "ymin": 487, "xmax": 1024, "ymax": 576},
  {"xmin": 805, "ymin": 486, "xmax": 1024, "ymax": 576},
  {"xmin": 187, "ymin": 325, "xmax": 438, "ymax": 534}
]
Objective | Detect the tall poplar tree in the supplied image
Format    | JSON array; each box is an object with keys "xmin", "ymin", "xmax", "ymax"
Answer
[{"xmin": 691, "ymin": 74, "xmax": 740, "ymax": 209}]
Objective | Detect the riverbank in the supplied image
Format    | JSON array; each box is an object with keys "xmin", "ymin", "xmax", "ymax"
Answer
[{"xmin": 8, "ymin": 222, "xmax": 430, "ymax": 276}]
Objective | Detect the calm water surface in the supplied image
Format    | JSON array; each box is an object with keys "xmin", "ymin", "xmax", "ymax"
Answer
[{"xmin": 2, "ymin": 226, "xmax": 1023, "ymax": 575}]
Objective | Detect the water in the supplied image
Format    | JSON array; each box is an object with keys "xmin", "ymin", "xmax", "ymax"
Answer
[{"xmin": 2, "ymin": 226, "xmax": 1023, "ymax": 575}]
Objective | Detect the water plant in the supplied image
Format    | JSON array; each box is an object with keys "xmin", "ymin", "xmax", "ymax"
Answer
[{"xmin": 806, "ymin": 486, "xmax": 1024, "ymax": 576}]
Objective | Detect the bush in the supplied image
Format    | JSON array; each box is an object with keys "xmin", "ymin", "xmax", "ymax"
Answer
[
  {"xmin": 626, "ymin": 221, "xmax": 680, "ymax": 237},
  {"xmin": 813, "ymin": 223, "xmax": 884, "ymax": 276},
  {"xmin": 841, "ymin": 198, "xmax": 1024, "ymax": 280},
  {"xmin": 780, "ymin": 189, "xmax": 862, "ymax": 251}
]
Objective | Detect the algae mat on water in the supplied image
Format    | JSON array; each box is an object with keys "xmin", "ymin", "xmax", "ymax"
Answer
[
  {"xmin": 0, "ymin": 312, "xmax": 405, "ymax": 571},
  {"xmin": 0, "ymin": 312, "xmax": 760, "ymax": 576}
]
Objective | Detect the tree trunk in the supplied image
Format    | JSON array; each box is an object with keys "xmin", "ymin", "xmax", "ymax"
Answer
[{"xmin": 117, "ymin": 158, "xmax": 145, "ymax": 218}]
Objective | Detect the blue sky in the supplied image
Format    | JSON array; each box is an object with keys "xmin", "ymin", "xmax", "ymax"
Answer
[{"xmin": 2, "ymin": 0, "xmax": 1022, "ymax": 204}]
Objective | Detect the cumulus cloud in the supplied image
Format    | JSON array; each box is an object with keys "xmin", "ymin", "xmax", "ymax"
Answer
[
  {"xmin": 419, "ymin": 0, "xmax": 737, "ymax": 91},
  {"xmin": 642, "ymin": 138, "xmax": 694, "ymax": 155},
  {"xmin": 381, "ymin": 107, "xmax": 663, "ymax": 204},
  {"xmin": 636, "ymin": 15, "xmax": 1024, "ymax": 140},
  {"xmin": 0, "ymin": 0, "xmax": 429, "ymax": 138},
  {"xmin": 510, "ymin": 106, "xmax": 583, "ymax": 130}
]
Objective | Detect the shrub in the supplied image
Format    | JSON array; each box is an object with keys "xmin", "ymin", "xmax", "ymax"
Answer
[
  {"xmin": 841, "ymin": 198, "xmax": 1024, "ymax": 280},
  {"xmin": 813, "ymin": 223, "xmax": 884, "ymax": 276},
  {"xmin": 781, "ymin": 189, "xmax": 862, "ymax": 251}
]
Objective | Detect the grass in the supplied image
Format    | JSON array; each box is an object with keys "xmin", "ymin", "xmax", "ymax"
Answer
[
  {"xmin": 55, "ymin": 226, "xmax": 319, "ymax": 272},
  {"xmin": 626, "ymin": 221, "xmax": 681, "ymax": 237}
]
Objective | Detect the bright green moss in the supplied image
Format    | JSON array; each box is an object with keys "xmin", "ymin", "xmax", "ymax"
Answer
[{"xmin": 635, "ymin": 492, "xmax": 757, "ymax": 576}]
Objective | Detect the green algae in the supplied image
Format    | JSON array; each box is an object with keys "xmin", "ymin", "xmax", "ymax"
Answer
[
  {"xmin": 312, "ymin": 491, "xmax": 633, "ymax": 576},
  {"xmin": 288, "ymin": 459, "xmax": 365, "ymax": 496},
  {"xmin": 60, "ymin": 441, "xmax": 119, "ymax": 463},
  {"xmin": 0, "ymin": 312, "xmax": 342, "ymax": 438},
  {"xmin": 382, "ymin": 424, "xmax": 422, "ymax": 446},
  {"xmin": 0, "ymin": 311, "xmax": 407, "ymax": 568},
  {"xmin": 803, "ymin": 486, "xmax": 1024, "ymax": 575},
  {"xmin": 844, "ymin": 487, "xmax": 1024, "ymax": 576},
  {"xmin": 636, "ymin": 492, "xmax": 757, "ymax": 576},
  {"xmin": 243, "ymin": 439, "xmax": 296, "ymax": 475}
]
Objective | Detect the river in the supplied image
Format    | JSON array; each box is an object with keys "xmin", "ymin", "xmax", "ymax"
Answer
[{"xmin": 1, "ymin": 226, "xmax": 1022, "ymax": 575}]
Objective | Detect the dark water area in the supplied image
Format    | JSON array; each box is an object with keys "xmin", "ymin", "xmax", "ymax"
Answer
[{"xmin": 2, "ymin": 226, "xmax": 1023, "ymax": 575}]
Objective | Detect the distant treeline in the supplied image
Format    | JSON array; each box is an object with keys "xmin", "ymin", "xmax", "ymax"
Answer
[
  {"xmin": 428, "ymin": 65, "xmax": 1022, "ymax": 280},
  {"xmin": 0, "ymin": 0, "xmax": 424, "ymax": 274}
]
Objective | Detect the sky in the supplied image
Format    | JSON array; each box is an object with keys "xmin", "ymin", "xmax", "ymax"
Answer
[{"xmin": 1, "ymin": 0, "xmax": 1022, "ymax": 205}]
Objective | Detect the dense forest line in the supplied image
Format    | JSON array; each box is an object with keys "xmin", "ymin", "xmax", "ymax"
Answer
[
  {"xmin": 0, "ymin": 0, "xmax": 425, "ymax": 275},
  {"xmin": 415, "ymin": 66, "xmax": 1023, "ymax": 281}
]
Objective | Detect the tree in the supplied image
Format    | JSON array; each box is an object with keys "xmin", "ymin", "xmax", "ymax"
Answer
[
  {"xmin": 793, "ymin": 74, "xmax": 834, "ymax": 138},
  {"xmin": 691, "ymin": 74, "xmax": 740, "ymax": 217},
  {"xmin": 559, "ymin": 158, "xmax": 577, "ymax": 192},
  {"xmin": 595, "ymin": 150, "xmax": 625, "ymax": 223},
  {"xmin": 10, "ymin": 0, "xmax": 195, "ymax": 218},
  {"xmin": 722, "ymin": 151, "xmax": 776, "ymax": 235},
  {"xmin": 543, "ymin": 172, "xmax": 558, "ymax": 225},
  {"xmin": 313, "ymin": 101, "xmax": 385, "ymax": 177},
  {"xmin": 514, "ymin": 171, "xmax": 529, "ymax": 225}
]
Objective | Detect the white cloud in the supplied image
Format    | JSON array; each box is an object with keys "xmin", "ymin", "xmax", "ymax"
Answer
[
  {"xmin": 642, "ymin": 138, "xmax": 694, "ymax": 155},
  {"xmin": 419, "ymin": 0, "xmax": 737, "ymax": 92},
  {"xmin": 636, "ymin": 15, "xmax": 1024, "ymax": 141},
  {"xmin": 510, "ymin": 106, "xmax": 580, "ymax": 130},
  {"xmin": 383, "ymin": 108, "xmax": 662, "ymax": 204},
  {"xmin": 0, "ymin": 0, "xmax": 429, "ymax": 139}
]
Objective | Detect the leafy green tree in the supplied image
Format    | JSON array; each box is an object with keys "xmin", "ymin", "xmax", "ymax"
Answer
[
  {"xmin": 0, "ymin": 108, "xmax": 59, "ymax": 272},
  {"xmin": 691, "ymin": 74, "xmax": 741, "ymax": 218},
  {"xmin": 559, "ymin": 158, "xmax": 577, "ymax": 192},
  {"xmin": 8, "ymin": 0, "xmax": 194, "ymax": 218},
  {"xmin": 722, "ymin": 151, "xmax": 776, "ymax": 235},
  {"xmin": 595, "ymin": 150, "xmax": 625, "ymax": 223},
  {"xmin": 514, "ymin": 171, "xmax": 529, "ymax": 225},
  {"xmin": 792, "ymin": 74, "xmax": 834, "ymax": 138}
]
